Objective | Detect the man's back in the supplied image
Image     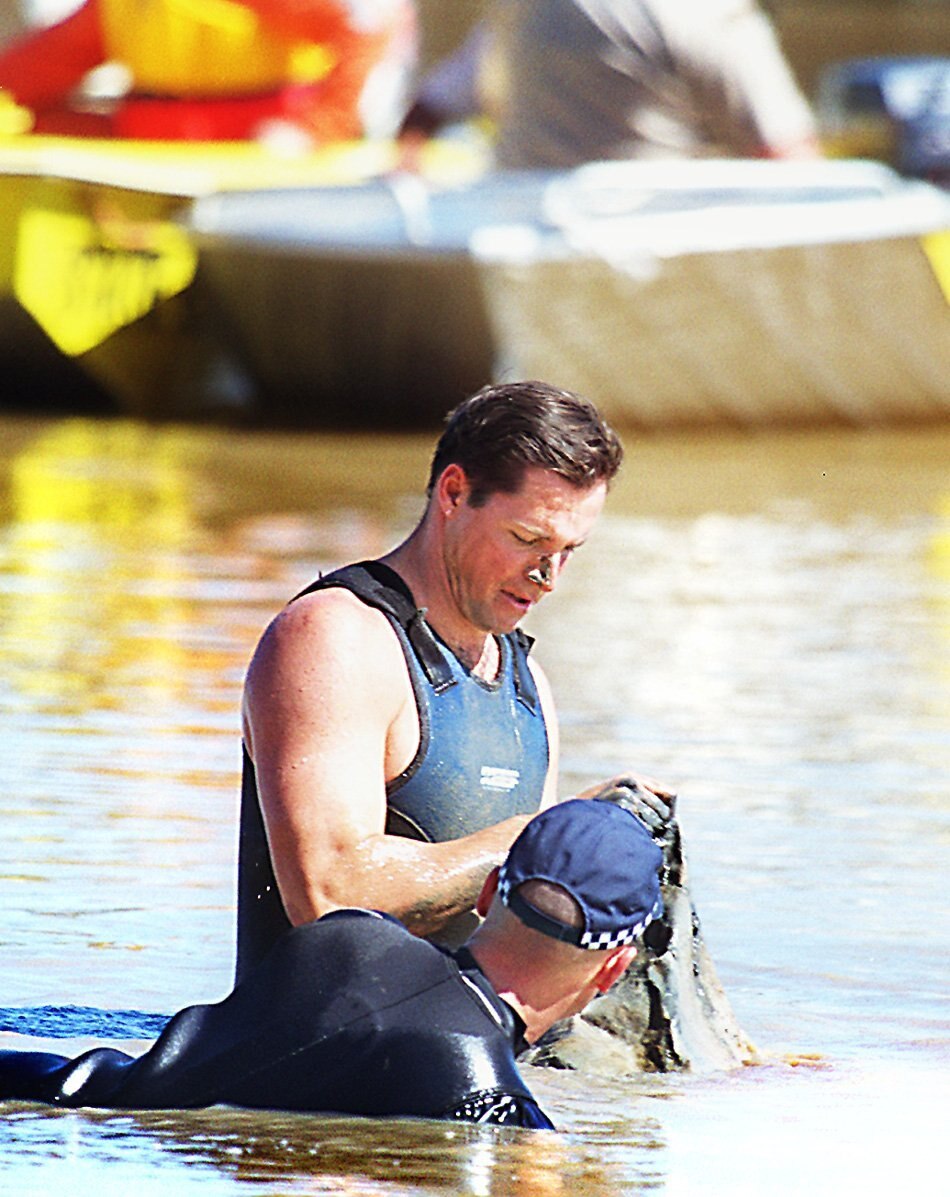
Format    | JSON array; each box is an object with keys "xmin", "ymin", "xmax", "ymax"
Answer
[{"xmin": 0, "ymin": 911, "xmax": 551, "ymax": 1126}]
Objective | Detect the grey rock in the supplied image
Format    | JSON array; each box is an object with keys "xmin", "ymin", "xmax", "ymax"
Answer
[{"xmin": 523, "ymin": 818, "xmax": 758, "ymax": 1074}]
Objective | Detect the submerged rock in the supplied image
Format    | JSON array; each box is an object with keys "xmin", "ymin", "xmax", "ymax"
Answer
[{"xmin": 523, "ymin": 814, "xmax": 758, "ymax": 1074}]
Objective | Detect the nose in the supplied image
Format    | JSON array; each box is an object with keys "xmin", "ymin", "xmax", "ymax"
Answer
[{"xmin": 526, "ymin": 555, "xmax": 559, "ymax": 591}]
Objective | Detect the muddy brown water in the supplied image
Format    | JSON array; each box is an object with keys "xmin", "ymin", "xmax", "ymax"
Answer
[{"xmin": 0, "ymin": 414, "xmax": 946, "ymax": 1193}]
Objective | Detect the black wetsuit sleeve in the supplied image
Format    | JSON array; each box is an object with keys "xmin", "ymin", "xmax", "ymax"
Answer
[
  {"xmin": 0, "ymin": 1047, "xmax": 136, "ymax": 1106},
  {"xmin": 446, "ymin": 1090, "xmax": 555, "ymax": 1129}
]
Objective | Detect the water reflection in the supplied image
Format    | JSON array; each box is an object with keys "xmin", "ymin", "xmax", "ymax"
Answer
[
  {"xmin": 0, "ymin": 419, "xmax": 193, "ymax": 710},
  {"xmin": 0, "ymin": 1102, "xmax": 654, "ymax": 1194}
]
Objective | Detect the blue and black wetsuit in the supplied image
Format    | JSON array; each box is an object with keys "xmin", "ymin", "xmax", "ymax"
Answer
[
  {"xmin": 236, "ymin": 561, "xmax": 550, "ymax": 983},
  {"xmin": 0, "ymin": 910, "xmax": 553, "ymax": 1128}
]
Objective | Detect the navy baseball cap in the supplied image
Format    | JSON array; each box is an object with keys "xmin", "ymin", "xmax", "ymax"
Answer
[{"xmin": 497, "ymin": 799, "xmax": 664, "ymax": 950}]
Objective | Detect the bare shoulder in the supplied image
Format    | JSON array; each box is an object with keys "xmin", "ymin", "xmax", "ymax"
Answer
[
  {"xmin": 243, "ymin": 586, "xmax": 409, "ymax": 729},
  {"xmin": 251, "ymin": 586, "xmax": 400, "ymax": 669}
]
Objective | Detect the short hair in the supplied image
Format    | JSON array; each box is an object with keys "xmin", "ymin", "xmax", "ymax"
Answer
[{"xmin": 427, "ymin": 381, "xmax": 623, "ymax": 506}]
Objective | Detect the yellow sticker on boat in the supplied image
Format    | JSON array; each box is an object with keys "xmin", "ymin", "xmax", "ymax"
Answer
[
  {"xmin": 921, "ymin": 230, "xmax": 950, "ymax": 306},
  {"xmin": 13, "ymin": 206, "xmax": 197, "ymax": 356}
]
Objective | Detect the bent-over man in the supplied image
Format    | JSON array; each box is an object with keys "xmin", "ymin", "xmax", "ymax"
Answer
[{"xmin": 0, "ymin": 799, "xmax": 664, "ymax": 1127}]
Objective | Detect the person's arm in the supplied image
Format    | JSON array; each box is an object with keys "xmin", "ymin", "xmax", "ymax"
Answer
[
  {"xmin": 716, "ymin": 0, "xmax": 820, "ymax": 158},
  {"xmin": 662, "ymin": 0, "xmax": 820, "ymax": 159},
  {"xmin": 242, "ymin": 589, "xmax": 532, "ymax": 937}
]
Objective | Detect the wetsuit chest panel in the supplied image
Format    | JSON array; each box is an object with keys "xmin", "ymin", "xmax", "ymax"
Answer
[
  {"xmin": 386, "ymin": 628, "xmax": 549, "ymax": 843},
  {"xmin": 296, "ymin": 561, "xmax": 550, "ymax": 843}
]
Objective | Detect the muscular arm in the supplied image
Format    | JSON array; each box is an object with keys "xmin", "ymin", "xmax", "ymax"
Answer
[{"xmin": 242, "ymin": 590, "xmax": 532, "ymax": 937}]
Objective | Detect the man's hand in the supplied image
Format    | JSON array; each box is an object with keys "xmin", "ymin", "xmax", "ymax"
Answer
[
  {"xmin": 590, "ymin": 775, "xmax": 678, "ymax": 958},
  {"xmin": 584, "ymin": 774, "xmax": 676, "ymax": 841}
]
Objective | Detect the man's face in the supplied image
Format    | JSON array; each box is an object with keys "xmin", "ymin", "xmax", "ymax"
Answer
[{"xmin": 441, "ymin": 465, "xmax": 608, "ymax": 635}]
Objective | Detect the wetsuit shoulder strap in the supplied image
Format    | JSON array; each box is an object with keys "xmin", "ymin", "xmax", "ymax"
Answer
[
  {"xmin": 294, "ymin": 561, "xmax": 456, "ymax": 692},
  {"xmin": 510, "ymin": 628, "xmax": 539, "ymax": 714}
]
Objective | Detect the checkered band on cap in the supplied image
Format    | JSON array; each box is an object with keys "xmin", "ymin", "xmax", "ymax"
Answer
[
  {"xmin": 497, "ymin": 865, "xmax": 662, "ymax": 951},
  {"xmin": 577, "ymin": 899, "xmax": 663, "ymax": 950}
]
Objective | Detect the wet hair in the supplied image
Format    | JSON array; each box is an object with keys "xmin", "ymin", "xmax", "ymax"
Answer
[{"xmin": 427, "ymin": 381, "xmax": 623, "ymax": 506}]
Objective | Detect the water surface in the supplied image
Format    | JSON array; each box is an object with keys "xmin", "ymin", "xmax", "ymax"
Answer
[{"xmin": 0, "ymin": 415, "xmax": 947, "ymax": 1194}]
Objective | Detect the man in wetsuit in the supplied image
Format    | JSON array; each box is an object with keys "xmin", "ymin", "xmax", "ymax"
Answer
[
  {"xmin": 0, "ymin": 799, "xmax": 663, "ymax": 1127},
  {"xmin": 237, "ymin": 379, "xmax": 675, "ymax": 983}
]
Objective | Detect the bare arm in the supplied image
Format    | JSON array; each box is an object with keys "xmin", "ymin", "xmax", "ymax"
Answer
[
  {"xmin": 684, "ymin": 0, "xmax": 819, "ymax": 159},
  {"xmin": 242, "ymin": 590, "xmax": 532, "ymax": 937}
]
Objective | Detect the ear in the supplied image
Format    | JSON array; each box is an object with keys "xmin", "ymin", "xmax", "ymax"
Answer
[
  {"xmin": 435, "ymin": 463, "xmax": 469, "ymax": 517},
  {"xmin": 476, "ymin": 866, "xmax": 500, "ymax": 918},
  {"xmin": 594, "ymin": 945, "xmax": 637, "ymax": 994}
]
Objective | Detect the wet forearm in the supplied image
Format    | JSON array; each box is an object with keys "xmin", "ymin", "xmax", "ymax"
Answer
[{"xmin": 289, "ymin": 815, "xmax": 531, "ymax": 935}]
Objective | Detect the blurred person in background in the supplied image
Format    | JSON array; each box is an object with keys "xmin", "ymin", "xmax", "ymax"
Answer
[
  {"xmin": 401, "ymin": 0, "xmax": 819, "ymax": 167},
  {"xmin": 0, "ymin": 0, "xmax": 416, "ymax": 142},
  {"xmin": 0, "ymin": 0, "xmax": 31, "ymax": 45}
]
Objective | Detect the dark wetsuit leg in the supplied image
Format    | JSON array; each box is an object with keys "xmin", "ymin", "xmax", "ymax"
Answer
[
  {"xmin": 0, "ymin": 1050, "xmax": 68, "ymax": 1101},
  {"xmin": 0, "ymin": 1046, "xmax": 135, "ymax": 1105}
]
